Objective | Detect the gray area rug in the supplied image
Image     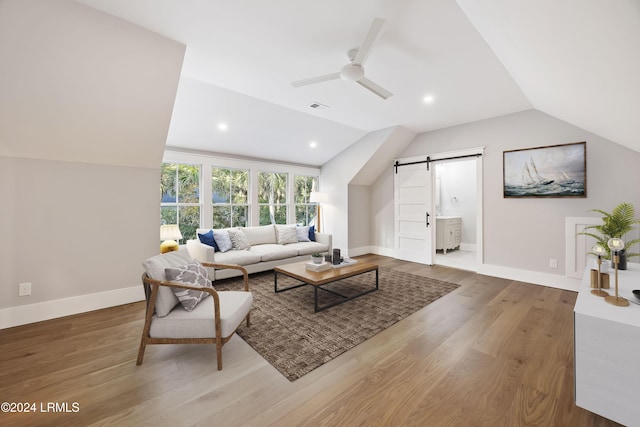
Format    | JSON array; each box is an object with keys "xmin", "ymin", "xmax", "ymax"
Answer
[{"xmin": 215, "ymin": 267, "xmax": 460, "ymax": 381}]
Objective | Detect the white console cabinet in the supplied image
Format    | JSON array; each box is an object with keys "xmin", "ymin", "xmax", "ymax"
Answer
[
  {"xmin": 574, "ymin": 263, "xmax": 640, "ymax": 427},
  {"xmin": 436, "ymin": 216, "xmax": 461, "ymax": 254}
]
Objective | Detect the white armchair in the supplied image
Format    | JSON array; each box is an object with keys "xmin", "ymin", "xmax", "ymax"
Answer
[{"xmin": 137, "ymin": 249, "xmax": 252, "ymax": 370}]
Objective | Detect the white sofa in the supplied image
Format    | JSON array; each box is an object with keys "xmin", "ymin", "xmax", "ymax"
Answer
[{"xmin": 186, "ymin": 224, "xmax": 332, "ymax": 281}]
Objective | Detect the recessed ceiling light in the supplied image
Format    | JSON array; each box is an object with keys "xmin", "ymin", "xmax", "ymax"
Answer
[
  {"xmin": 217, "ymin": 122, "xmax": 228, "ymax": 131},
  {"xmin": 309, "ymin": 141, "xmax": 317, "ymax": 148},
  {"xmin": 423, "ymin": 95, "xmax": 435, "ymax": 104}
]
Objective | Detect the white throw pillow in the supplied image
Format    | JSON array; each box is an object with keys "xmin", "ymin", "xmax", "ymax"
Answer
[
  {"xmin": 241, "ymin": 225, "xmax": 277, "ymax": 245},
  {"xmin": 228, "ymin": 228, "xmax": 251, "ymax": 250},
  {"xmin": 275, "ymin": 224, "xmax": 298, "ymax": 245},
  {"xmin": 213, "ymin": 229, "xmax": 233, "ymax": 252},
  {"xmin": 296, "ymin": 225, "xmax": 311, "ymax": 242}
]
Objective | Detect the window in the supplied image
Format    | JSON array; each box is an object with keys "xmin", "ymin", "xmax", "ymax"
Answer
[
  {"xmin": 160, "ymin": 163, "xmax": 201, "ymax": 241},
  {"xmin": 212, "ymin": 167, "xmax": 249, "ymax": 228},
  {"xmin": 294, "ymin": 175, "xmax": 318, "ymax": 226},
  {"xmin": 258, "ymin": 171, "xmax": 287, "ymax": 225}
]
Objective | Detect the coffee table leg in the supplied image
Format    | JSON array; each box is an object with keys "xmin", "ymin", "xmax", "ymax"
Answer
[
  {"xmin": 314, "ymin": 286, "xmax": 319, "ymax": 313},
  {"xmin": 274, "ymin": 270, "xmax": 278, "ymax": 293}
]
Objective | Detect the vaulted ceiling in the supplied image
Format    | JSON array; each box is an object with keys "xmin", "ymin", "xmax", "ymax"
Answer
[{"xmin": 77, "ymin": 0, "xmax": 640, "ymax": 166}]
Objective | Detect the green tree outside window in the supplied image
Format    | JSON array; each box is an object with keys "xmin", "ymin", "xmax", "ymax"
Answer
[
  {"xmin": 294, "ymin": 175, "xmax": 318, "ymax": 226},
  {"xmin": 160, "ymin": 163, "xmax": 201, "ymax": 241},
  {"xmin": 258, "ymin": 172, "xmax": 287, "ymax": 225},
  {"xmin": 212, "ymin": 167, "xmax": 249, "ymax": 228}
]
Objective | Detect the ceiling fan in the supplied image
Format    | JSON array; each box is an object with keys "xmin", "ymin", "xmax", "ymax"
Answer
[{"xmin": 291, "ymin": 18, "xmax": 392, "ymax": 100}]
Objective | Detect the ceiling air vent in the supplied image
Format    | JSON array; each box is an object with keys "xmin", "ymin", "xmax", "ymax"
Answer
[{"xmin": 308, "ymin": 102, "xmax": 329, "ymax": 110}]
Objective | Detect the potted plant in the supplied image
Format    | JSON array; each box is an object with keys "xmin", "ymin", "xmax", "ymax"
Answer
[
  {"xmin": 310, "ymin": 253, "xmax": 324, "ymax": 264},
  {"xmin": 579, "ymin": 202, "xmax": 640, "ymax": 269}
]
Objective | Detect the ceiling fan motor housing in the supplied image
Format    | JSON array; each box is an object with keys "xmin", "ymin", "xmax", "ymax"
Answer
[{"xmin": 340, "ymin": 64, "xmax": 364, "ymax": 81}]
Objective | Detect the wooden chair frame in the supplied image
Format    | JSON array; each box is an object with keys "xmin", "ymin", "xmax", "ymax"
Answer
[{"xmin": 137, "ymin": 262, "xmax": 250, "ymax": 370}]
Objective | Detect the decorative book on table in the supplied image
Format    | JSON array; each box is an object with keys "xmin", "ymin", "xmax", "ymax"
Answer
[{"xmin": 306, "ymin": 261, "xmax": 331, "ymax": 272}]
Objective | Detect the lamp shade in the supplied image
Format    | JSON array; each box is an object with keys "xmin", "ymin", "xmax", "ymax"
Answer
[
  {"xmin": 160, "ymin": 224, "xmax": 182, "ymax": 241},
  {"xmin": 592, "ymin": 244, "xmax": 607, "ymax": 257},
  {"xmin": 607, "ymin": 237, "xmax": 625, "ymax": 253},
  {"xmin": 309, "ymin": 191, "xmax": 328, "ymax": 204}
]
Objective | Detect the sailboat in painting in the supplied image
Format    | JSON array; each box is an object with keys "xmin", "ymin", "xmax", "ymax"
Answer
[
  {"xmin": 521, "ymin": 157, "xmax": 554, "ymax": 187},
  {"xmin": 558, "ymin": 170, "xmax": 575, "ymax": 185}
]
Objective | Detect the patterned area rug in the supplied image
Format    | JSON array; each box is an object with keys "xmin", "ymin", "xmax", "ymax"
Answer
[{"xmin": 215, "ymin": 267, "xmax": 460, "ymax": 381}]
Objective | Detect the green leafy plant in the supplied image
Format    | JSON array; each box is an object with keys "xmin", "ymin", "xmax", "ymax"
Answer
[{"xmin": 579, "ymin": 202, "xmax": 640, "ymax": 260}]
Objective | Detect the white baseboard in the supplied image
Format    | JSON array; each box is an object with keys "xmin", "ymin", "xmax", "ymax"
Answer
[
  {"xmin": 460, "ymin": 243, "xmax": 477, "ymax": 252},
  {"xmin": 348, "ymin": 246, "xmax": 375, "ymax": 257},
  {"xmin": 370, "ymin": 246, "xmax": 581, "ymax": 292},
  {"xmin": 476, "ymin": 263, "xmax": 581, "ymax": 292},
  {"xmin": 0, "ymin": 286, "xmax": 145, "ymax": 330},
  {"xmin": 369, "ymin": 245, "xmax": 396, "ymax": 258}
]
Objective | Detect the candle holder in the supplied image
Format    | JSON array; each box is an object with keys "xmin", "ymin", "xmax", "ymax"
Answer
[
  {"xmin": 604, "ymin": 238, "xmax": 629, "ymax": 307},
  {"xmin": 591, "ymin": 244, "xmax": 609, "ymax": 297}
]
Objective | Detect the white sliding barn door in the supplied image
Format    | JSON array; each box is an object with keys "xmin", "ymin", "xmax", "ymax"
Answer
[{"xmin": 394, "ymin": 159, "xmax": 433, "ymax": 264}]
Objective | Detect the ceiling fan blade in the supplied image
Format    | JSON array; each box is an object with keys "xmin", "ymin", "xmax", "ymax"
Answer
[
  {"xmin": 353, "ymin": 18, "xmax": 386, "ymax": 66},
  {"xmin": 291, "ymin": 72, "xmax": 341, "ymax": 88},
  {"xmin": 356, "ymin": 77, "xmax": 393, "ymax": 99}
]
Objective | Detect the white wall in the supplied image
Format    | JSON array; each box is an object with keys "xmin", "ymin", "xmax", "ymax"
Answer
[
  {"xmin": 0, "ymin": 157, "xmax": 159, "ymax": 304},
  {"xmin": 0, "ymin": 1, "xmax": 185, "ymax": 327},
  {"xmin": 371, "ymin": 165, "xmax": 395, "ymax": 253},
  {"xmin": 374, "ymin": 109, "xmax": 640, "ymax": 278},
  {"xmin": 0, "ymin": 0, "xmax": 185, "ymax": 168},
  {"xmin": 348, "ymin": 185, "xmax": 372, "ymax": 252},
  {"xmin": 436, "ymin": 159, "xmax": 477, "ymax": 245},
  {"xmin": 321, "ymin": 126, "xmax": 416, "ymax": 253}
]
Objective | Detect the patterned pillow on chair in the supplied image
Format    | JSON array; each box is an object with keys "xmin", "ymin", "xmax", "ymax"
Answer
[{"xmin": 165, "ymin": 260, "xmax": 213, "ymax": 312}]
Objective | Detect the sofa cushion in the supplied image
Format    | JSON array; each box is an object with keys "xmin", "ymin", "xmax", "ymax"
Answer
[
  {"xmin": 296, "ymin": 225, "xmax": 311, "ymax": 242},
  {"xmin": 275, "ymin": 224, "xmax": 298, "ymax": 245},
  {"xmin": 142, "ymin": 249, "xmax": 194, "ymax": 317},
  {"xmin": 149, "ymin": 291, "xmax": 252, "ymax": 339},
  {"xmin": 197, "ymin": 230, "xmax": 218, "ymax": 251},
  {"xmin": 249, "ymin": 244, "xmax": 299, "ymax": 262},
  {"xmin": 228, "ymin": 228, "xmax": 251, "ymax": 250},
  {"xmin": 212, "ymin": 249, "xmax": 262, "ymax": 265},
  {"xmin": 289, "ymin": 241, "xmax": 330, "ymax": 256},
  {"xmin": 241, "ymin": 225, "xmax": 276, "ymax": 245},
  {"xmin": 165, "ymin": 260, "xmax": 212, "ymax": 312},
  {"xmin": 213, "ymin": 229, "xmax": 233, "ymax": 252}
]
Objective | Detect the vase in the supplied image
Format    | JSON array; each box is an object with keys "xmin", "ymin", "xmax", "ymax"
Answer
[
  {"xmin": 311, "ymin": 255, "xmax": 323, "ymax": 264},
  {"xmin": 618, "ymin": 249, "xmax": 627, "ymax": 270}
]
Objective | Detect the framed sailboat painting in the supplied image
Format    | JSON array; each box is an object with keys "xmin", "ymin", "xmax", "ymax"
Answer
[{"xmin": 503, "ymin": 141, "xmax": 586, "ymax": 198}]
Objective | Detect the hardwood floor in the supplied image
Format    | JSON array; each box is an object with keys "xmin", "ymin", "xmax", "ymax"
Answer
[{"xmin": 0, "ymin": 255, "xmax": 621, "ymax": 426}]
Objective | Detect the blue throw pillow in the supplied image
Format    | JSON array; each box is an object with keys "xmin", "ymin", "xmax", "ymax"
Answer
[
  {"xmin": 308, "ymin": 225, "xmax": 316, "ymax": 241},
  {"xmin": 198, "ymin": 230, "xmax": 219, "ymax": 252}
]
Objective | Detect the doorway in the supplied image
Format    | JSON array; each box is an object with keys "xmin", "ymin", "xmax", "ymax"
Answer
[
  {"xmin": 434, "ymin": 157, "xmax": 479, "ymax": 271},
  {"xmin": 393, "ymin": 147, "xmax": 483, "ymax": 271}
]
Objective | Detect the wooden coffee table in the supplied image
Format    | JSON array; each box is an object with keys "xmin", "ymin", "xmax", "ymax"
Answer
[{"xmin": 274, "ymin": 260, "xmax": 379, "ymax": 312}]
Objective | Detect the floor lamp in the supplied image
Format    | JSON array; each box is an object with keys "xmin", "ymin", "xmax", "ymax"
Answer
[{"xmin": 309, "ymin": 191, "xmax": 328, "ymax": 233}]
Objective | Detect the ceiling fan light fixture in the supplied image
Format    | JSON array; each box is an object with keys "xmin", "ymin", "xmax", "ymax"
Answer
[{"xmin": 340, "ymin": 64, "xmax": 364, "ymax": 82}]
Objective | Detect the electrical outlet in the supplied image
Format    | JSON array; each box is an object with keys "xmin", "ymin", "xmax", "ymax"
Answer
[
  {"xmin": 549, "ymin": 259, "xmax": 558, "ymax": 269},
  {"xmin": 19, "ymin": 282, "xmax": 31, "ymax": 296}
]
